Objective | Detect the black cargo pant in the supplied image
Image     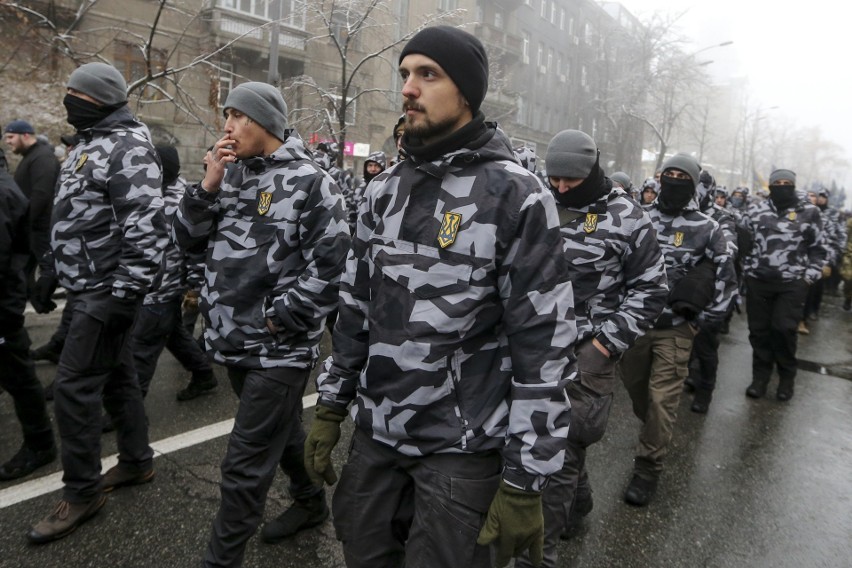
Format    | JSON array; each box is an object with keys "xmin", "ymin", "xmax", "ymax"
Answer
[
  {"xmin": 0, "ymin": 326, "xmax": 54, "ymax": 451},
  {"xmin": 746, "ymin": 277, "xmax": 808, "ymax": 386},
  {"xmin": 688, "ymin": 326, "xmax": 721, "ymax": 391},
  {"xmin": 130, "ymin": 298, "xmax": 212, "ymax": 397},
  {"xmin": 54, "ymin": 289, "xmax": 153, "ymax": 503},
  {"xmin": 332, "ymin": 428, "xmax": 501, "ymax": 568},
  {"xmin": 803, "ymin": 278, "xmax": 824, "ymax": 319},
  {"xmin": 203, "ymin": 366, "xmax": 321, "ymax": 568},
  {"xmin": 516, "ymin": 338, "xmax": 616, "ymax": 568}
]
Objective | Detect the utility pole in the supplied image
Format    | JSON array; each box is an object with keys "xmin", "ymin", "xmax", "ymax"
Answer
[{"xmin": 267, "ymin": 0, "xmax": 281, "ymax": 85}]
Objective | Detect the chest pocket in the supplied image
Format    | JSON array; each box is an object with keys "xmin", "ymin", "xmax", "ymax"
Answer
[{"xmin": 371, "ymin": 238, "xmax": 472, "ymax": 299}]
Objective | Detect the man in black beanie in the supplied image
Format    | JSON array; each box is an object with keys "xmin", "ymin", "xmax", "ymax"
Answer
[
  {"xmin": 618, "ymin": 153, "xmax": 736, "ymax": 506},
  {"xmin": 304, "ymin": 25, "xmax": 576, "ymax": 568},
  {"xmin": 741, "ymin": 169, "xmax": 826, "ymax": 401},
  {"xmin": 514, "ymin": 131, "xmax": 667, "ymax": 568}
]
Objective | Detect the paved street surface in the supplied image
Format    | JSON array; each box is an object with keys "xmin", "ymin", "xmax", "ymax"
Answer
[{"xmin": 1, "ymin": 293, "xmax": 850, "ymax": 568}]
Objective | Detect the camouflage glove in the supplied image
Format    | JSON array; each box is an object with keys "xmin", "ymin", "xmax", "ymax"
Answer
[
  {"xmin": 822, "ymin": 265, "xmax": 832, "ymax": 279},
  {"xmin": 182, "ymin": 289, "xmax": 200, "ymax": 314},
  {"xmin": 30, "ymin": 274, "xmax": 58, "ymax": 314},
  {"xmin": 304, "ymin": 405, "xmax": 347, "ymax": 486},
  {"xmin": 476, "ymin": 481, "xmax": 544, "ymax": 567}
]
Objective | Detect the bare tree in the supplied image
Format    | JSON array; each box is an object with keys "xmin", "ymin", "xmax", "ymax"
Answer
[{"xmin": 281, "ymin": 0, "xmax": 464, "ymax": 166}]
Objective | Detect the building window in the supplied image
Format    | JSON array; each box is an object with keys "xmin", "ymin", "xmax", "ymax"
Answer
[
  {"xmin": 540, "ymin": 0, "xmax": 547, "ymax": 19},
  {"xmin": 522, "ymin": 32, "xmax": 530, "ymax": 64},
  {"xmin": 568, "ymin": 17, "xmax": 574, "ymax": 36},
  {"xmin": 218, "ymin": 62, "xmax": 233, "ymax": 107},
  {"xmin": 114, "ymin": 41, "xmax": 166, "ymax": 99},
  {"xmin": 438, "ymin": 0, "xmax": 458, "ymax": 11},
  {"xmin": 547, "ymin": 48, "xmax": 553, "ymax": 73},
  {"xmin": 584, "ymin": 22, "xmax": 593, "ymax": 45},
  {"xmin": 550, "ymin": 1, "xmax": 556, "ymax": 24},
  {"xmin": 495, "ymin": 11, "xmax": 503, "ymax": 29},
  {"xmin": 280, "ymin": 0, "xmax": 306, "ymax": 29},
  {"xmin": 560, "ymin": 8, "xmax": 565, "ymax": 30},
  {"xmin": 516, "ymin": 96, "xmax": 527, "ymax": 125},
  {"xmin": 581, "ymin": 64, "xmax": 588, "ymax": 87},
  {"xmin": 537, "ymin": 43, "xmax": 544, "ymax": 67}
]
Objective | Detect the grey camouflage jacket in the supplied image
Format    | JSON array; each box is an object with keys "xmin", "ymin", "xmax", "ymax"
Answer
[
  {"xmin": 556, "ymin": 186, "xmax": 668, "ymax": 355},
  {"xmin": 145, "ymin": 176, "xmax": 204, "ymax": 305},
  {"xmin": 173, "ymin": 133, "xmax": 350, "ymax": 369},
  {"xmin": 743, "ymin": 199, "xmax": 826, "ymax": 283},
  {"xmin": 819, "ymin": 207, "xmax": 846, "ymax": 264},
  {"xmin": 316, "ymin": 124, "xmax": 576, "ymax": 492},
  {"xmin": 646, "ymin": 202, "xmax": 737, "ymax": 326},
  {"xmin": 49, "ymin": 107, "xmax": 167, "ymax": 297}
]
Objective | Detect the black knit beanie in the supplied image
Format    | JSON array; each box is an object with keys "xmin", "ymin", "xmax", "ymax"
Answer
[
  {"xmin": 156, "ymin": 145, "xmax": 180, "ymax": 187},
  {"xmin": 399, "ymin": 26, "xmax": 489, "ymax": 113}
]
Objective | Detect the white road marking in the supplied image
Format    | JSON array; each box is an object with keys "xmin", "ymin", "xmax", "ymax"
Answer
[{"xmin": 0, "ymin": 393, "xmax": 319, "ymax": 509}]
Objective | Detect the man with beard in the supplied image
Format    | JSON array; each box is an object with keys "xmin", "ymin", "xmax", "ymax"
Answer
[
  {"xmin": 514, "ymin": 131, "xmax": 667, "ymax": 568},
  {"xmin": 173, "ymin": 82, "xmax": 350, "ymax": 567},
  {"xmin": 743, "ymin": 170, "xmax": 826, "ymax": 401},
  {"xmin": 3, "ymin": 120, "xmax": 60, "ymax": 307},
  {"xmin": 26, "ymin": 62, "xmax": 167, "ymax": 544},
  {"xmin": 618, "ymin": 153, "xmax": 736, "ymax": 506},
  {"xmin": 304, "ymin": 26, "xmax": 576, "ymax": 568}
]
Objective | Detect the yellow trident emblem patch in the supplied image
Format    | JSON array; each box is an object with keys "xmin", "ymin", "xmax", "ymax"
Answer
[
  {"xmin": 75, "ymin": 154, "xmax": 88, "ymax": 172},
  {"xmin": 788, "ymin": 211, "xmax": 797, "ymax": 221},
  {"xmin": 673, "ymin": 231, "xmax": 684, "ymax": 247},
  {"xmin": 257, "ymin": 192, "xmax": 273, "ymax": 216},
  {"xmin": 583, "ymin": 213, "xmax": 598, "ymax": 234},
  {"xmin": 437, "ymin": 211, "xmax": 463, "ymax": 248}
]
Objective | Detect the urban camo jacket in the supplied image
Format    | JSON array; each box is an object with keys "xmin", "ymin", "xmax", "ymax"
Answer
[
  {"xmin": 743, "ymin": 199, "xmax": 826, "ymax": 283},
  {"xmin": 556, "ymin": 185, "xmax": 668, "ymax": 355},
  {"xmin": 316, "ymin": 124, "xmax": 577, "ymax": 492},
  {"xmin": 173, "ymin": 134, "xmax": 350, "ymax": 369},
  {"xmin": 144, "ymin": 176, "xmax": 204, "ymax": 305},
  {"xmin": 50, "ymin": 107, "xmax": 167, "ymax": 296},
  {"xmin": 702, "ymin": 202, "xmax": 739, "ymax": 257},
  {"xmin": 645, "ymin": 201, "xmax": 737, "ymax": 326},
  {"xmin": 819, "ymin": 207, "xmax": 846, "ymax": 264}
]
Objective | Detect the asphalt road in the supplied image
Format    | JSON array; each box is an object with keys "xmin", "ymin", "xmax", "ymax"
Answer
[{"xmin": 1, "ymin": 292, "xmax": 850, "ymax": 568}]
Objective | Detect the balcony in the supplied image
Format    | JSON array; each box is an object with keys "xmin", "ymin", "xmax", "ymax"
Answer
[
  {"xmin": 205, "ymin": 6, "xmax": 309, "ymax": 55},
  {"xmin": 473, "ymin": 22, "xmax": 522, "ymax": 64}
]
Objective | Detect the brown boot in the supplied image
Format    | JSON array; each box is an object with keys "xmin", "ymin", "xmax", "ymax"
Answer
[
  {"xmin": 27, "ymin": 495, "xmax": 107, "ymax": 544},
  {"xmin": 102, "ymin": 464, "xmax": 155, "ymax": 493}
]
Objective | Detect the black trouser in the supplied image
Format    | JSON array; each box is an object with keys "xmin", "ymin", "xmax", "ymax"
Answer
[
  {"xmin": 130, "ymin": 298, "xmax": 212, "ymax": 397},
  {"xmin": 746, "ymin": 277, "xmax": 808, "ymax": 385},
  {"xmin": 332, "ymin": 429, "xmax": 501, "ymax": 568},
  {"xmin": 517, "ymin": 339, "xmax": 616, "ymax": 568},
  {"xmin": 203, "ymin": 366, "xmax": 320, "ymax": 568},
  {"xmin": 0, "ymin": 326, "xmax": 54, "ymax": 451},
  {"xmin": 44, "ymin": 293, "xmax": 77, "ymax": 349},
  {"xmin": 688, "ymin": 326, "xmax": 721, "ymax": 391},
  {"xmin": 54, "ymin": 290, "xmax": 153, "ymax": 503},
  {"xmin": 803, "ymin": 278, "xmax": 824, "ymax": 319}
]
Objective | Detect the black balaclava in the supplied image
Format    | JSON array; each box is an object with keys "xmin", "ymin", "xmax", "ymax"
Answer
[
  {"xmin": 768, "ymin": 184, "xmax": 798, "ymax": 210},
  {"xmin": 658, "ymin": 172, "xmax": 696, "ymax": 214},
  {"xmin": 63, "ymin": 94, "xmax": 123, "ymax": 132},
  {"xmin": 550, "ymin": 154, "xmax": 609, "ymax": 209}
]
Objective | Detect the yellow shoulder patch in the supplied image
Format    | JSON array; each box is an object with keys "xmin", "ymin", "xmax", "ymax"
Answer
[
  {"xmin": 257, "ymin": 191, "xmax": 273, "ymax": 216},
  {"xmin": 437, "ymin": 211, "xmax": 463, "ymax": 248}
]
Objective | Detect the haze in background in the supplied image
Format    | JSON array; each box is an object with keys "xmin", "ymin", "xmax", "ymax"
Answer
[{"xmin": 615, "ymin": 0, "xmax": 851, "ymax": 206}]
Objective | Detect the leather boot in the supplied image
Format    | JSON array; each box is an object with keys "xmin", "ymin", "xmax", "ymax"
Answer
[
  {"xmin": 777, "ymin": 377, "xmax": 795, "ymax": 401},
  {"xmin": 261, "ymin": 493, "xmax": 329, "ymax": 544},
  {"xmin": 746, "ymin": 378, "xmax": 768, "ymax": 399},
  {"xmin": 691, "ymin": 388, "xmax": 713, "ymax": 413}
]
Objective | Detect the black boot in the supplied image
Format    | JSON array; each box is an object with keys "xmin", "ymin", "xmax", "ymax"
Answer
[
  {"xmin": 777, "ymin": 377, "xmax": 795, "ymax": 401},
  {"xmin": 746, "ymin": 378, "xmax": 768, "ymax": 399},
  {"xmin": 176, "ymin": 370, "xmax": 218, "ymax": 401},
  {"xmin": 691, "ymin": 388, "xmax": 713, "ymax": 413},
  {"xmin": 683, "ymin": 375, "xmax": 696, "ymax": 393},
  {"xmin": 261, "ymin": 493, "xmax": 329, "ymax": 544},
  {"xmin": 624, "ymin": 474, "xmax": 657, "ymax": 507}
]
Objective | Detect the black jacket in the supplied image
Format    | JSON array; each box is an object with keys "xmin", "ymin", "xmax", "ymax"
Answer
[
  {"xmin": 0, "ymin": 170, "xmax": 30, "ymax": 333},
  {"xmin": 13, "ymin": 139, "xmax": 59, "ymax": 261}
]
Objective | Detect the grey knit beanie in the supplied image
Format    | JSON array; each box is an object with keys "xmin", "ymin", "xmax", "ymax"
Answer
[
  {"xmin": 223, "ymin": 82, "xmax": 289, "ymax": 143},
  {"xmin": 610, "ymin": 171, "xmax": 631, "ymax": 189},
  {"xmin": 67, "ymin": 62, "xmax": 128, "ymax": 106},
  {"xmin": 662, "ymin": 153, "xmax": 701, "ymax": 187},
  {"xmin": 769, "ymin": 168, "xmax": 796, "ymax": 185},
  {"xmin": 545, "ymin": 130, "xmax": 598, "ymax": 178}
]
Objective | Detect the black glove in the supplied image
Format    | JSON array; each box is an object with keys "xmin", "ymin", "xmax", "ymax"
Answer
[
  {"xmin": 30, "ymin": 274, "xmax": 58, "ymax": 314},
  {"xmin": 103, "ymin": 294, "xmax": 141, "ymax": 335}
]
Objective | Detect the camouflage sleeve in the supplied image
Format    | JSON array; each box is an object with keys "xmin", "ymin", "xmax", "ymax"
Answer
[
  {"xmin": 265, "ymin": 175, "xmax": 351, "ymax": 335},
  {"xmin": 597, "ymin": 213, "xmax": 668, "ymax": 354},
  {"xmin": 718, "ymin": 213, "xmax": 739, "ymax": 257},
  {"xmin": 499, "ymin": 190, "xmax": 575, "ymax": 492},
  {"xmin": 172, "ymin": 183, "xmax": 221, "ymax": 254},
  {"xmin": 836, "ymin": 216, "xmax": 849, "ymax": 263},
  {"xmin": 183, "ymin": 249, "xmax": 206, "ymax": 289},
  {"xmin": 107, "ymin": 142, "xmax": 167, "ymax": 296},
  {"xmin": 699, "ymin": 224, "xmax": 737, "ymax": 324},
  {"xmin": 316, "ymin": 193, "xmax": 375, "ymax": 410},
  {"xmin": 805, "ymin": 212, "xmax": 827, "ymax": 282}
]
